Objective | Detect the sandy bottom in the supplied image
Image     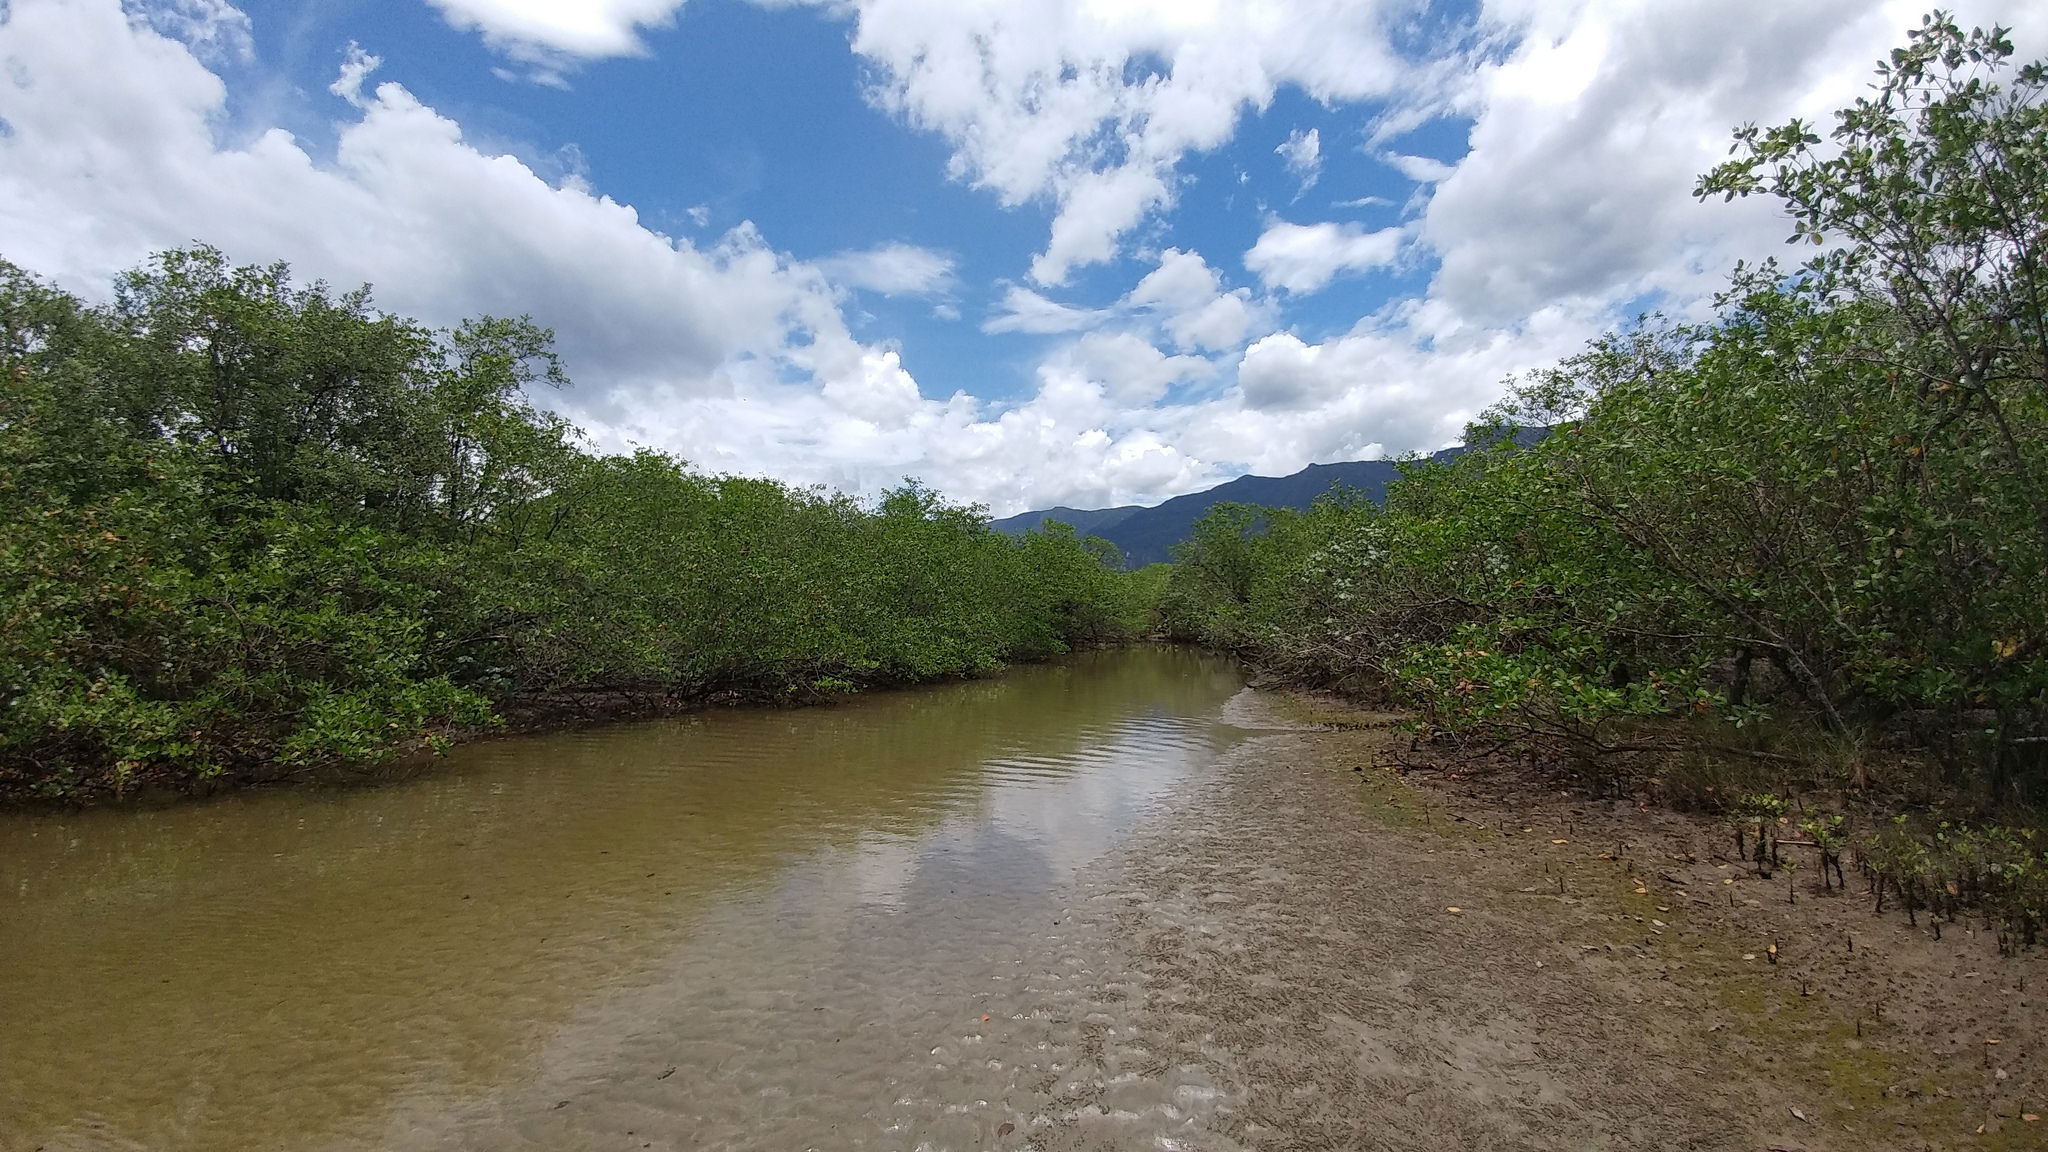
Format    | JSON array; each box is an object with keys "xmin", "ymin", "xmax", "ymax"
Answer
[
  {"xmin": 383, "ymin": 691, "xmax": 2047, "ymax": 1151},
  {"xmin": 20, "ymin": 681, "xmax": 2039, "ymax": 1152},
  {"xmin": 1039, "ymin": 692, "xmax": 2048, "ymax": 1152}
]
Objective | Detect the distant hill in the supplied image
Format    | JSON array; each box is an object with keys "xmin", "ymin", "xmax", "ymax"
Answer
[
  {"xmin": 991, "ymin": 444, "xmax": 1473, "ymax": 566},
  {"xmin": 988, "ymin": 504, "xmax": 1143, "ymax": 539}
]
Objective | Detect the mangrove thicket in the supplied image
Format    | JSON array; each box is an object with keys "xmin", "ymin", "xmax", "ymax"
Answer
[
  {"xmin": 1160, "ymin": 14, "xmax": 2048, "ymax": 940},
  {"xmin": 0, "ymin": 248, "xmax": 1154, "ymax": 800}
]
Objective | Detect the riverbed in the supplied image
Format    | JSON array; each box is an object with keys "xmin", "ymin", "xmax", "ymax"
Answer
[
  {"xmin": 2, "ymin": 648, "xmax": 1254, "ymax": 1151},
  {"xmin": 4, "ymin": 647, "xmax": 2042, "ymax": 1151}
]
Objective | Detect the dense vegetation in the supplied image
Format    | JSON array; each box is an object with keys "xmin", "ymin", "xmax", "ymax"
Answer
[
  {"xmin": 0, "ymin": 250, "xmax": 1153, "ymax": 801},
  {"xmin": 1162, "ymin": 16, "xmax": 2047, "ymax": 942}
]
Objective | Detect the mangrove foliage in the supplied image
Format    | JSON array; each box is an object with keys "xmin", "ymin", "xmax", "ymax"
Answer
[
  {"xmin": 1161, "ymin": 14, "xmax": 2048, "ymax": 938},
  {"xmin": 0, "ymin": 249, "xmax": 1154, "ymax": 800}
]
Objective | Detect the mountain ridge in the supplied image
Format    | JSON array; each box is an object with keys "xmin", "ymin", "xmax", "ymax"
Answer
[{"xmin": 991, "ymin": 446, "xmax": 1470, "ymax": 566}]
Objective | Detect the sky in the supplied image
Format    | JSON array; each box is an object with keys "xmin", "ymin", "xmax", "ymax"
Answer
[{"xmin": 2, "ymin": 0, "xmax": 2044, "ymax": 516}]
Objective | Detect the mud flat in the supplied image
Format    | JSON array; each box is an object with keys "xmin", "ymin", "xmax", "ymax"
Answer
[{"xmin": 1051, "ymin": 689, "xmax": 2048, "ymax": 1151}]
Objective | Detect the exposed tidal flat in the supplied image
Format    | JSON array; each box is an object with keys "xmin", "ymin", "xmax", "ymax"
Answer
[{"xmin": 2, "ymin": 647, "xmax": 2040, "ymax": 1151}]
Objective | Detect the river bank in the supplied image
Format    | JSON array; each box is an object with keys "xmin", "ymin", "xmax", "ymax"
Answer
[
  {"xmin": 0, "ymin": 650, "xmax": 1117, "ymax": 809},
  {"xmin": 1105, "ymin": 690, "xmax": 2047, "ymax": 1150}
]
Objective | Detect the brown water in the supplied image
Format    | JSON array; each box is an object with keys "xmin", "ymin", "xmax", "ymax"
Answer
[{"xmin": 0, "ymin": 647, "xmax": 1247, "ymax": 1152}]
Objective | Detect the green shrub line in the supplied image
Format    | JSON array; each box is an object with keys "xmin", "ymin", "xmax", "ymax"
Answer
[
  {"xmin": 1159, "ymin": 13, "xmax": 2048, "ymax": 946},
  {"xmin": 0, "ymin": 251, "xmax": 1157, "ymax": 802}
]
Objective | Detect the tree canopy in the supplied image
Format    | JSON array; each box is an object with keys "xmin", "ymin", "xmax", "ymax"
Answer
[
  {"xmin": 1162, "ymin": 12, "xmax": 2048, "ymax": 811},
  {"xmin": 0, "ymin": 248, "xmax": 1154, "ymax": 800}
]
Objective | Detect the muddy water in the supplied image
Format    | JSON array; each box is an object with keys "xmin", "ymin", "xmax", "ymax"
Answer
[{"xmin": 0, "ymin": 648, "xmax": 1247, "ymax": 1152}]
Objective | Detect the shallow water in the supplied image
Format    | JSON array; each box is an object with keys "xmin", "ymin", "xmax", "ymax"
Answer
[{"xmin": 0, "ymin": 647, "xmax": 1246, "ymax": 1152}]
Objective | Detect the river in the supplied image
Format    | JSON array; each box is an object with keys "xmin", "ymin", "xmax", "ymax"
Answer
[
  {"xmin": 12, "ymin": 646, "xmax": 2040, "ymax": 1151},
  {"xmin": 0, "ymin": 647, "xmax": 1250, "ymax": 1151}
]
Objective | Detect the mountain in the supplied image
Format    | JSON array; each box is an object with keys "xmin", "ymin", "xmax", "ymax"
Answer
[
  {"xmin": 987, "ymin": 504, "xmax": 1143, "ymax": 539},
  {"xmin": 991, "ymin": 445, "xmax": 1467, "ymax": 566}
]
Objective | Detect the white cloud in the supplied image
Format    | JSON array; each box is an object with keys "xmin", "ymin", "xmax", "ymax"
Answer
[
  {"xmin": 810, "ymin": 0, "xmax": 1421, "ymax": 284},
  {"xmin": 422, "ymin": 0, "xmax": 685, "ymax": 62},
  {"xmin": 984, "ymin": 248, "xmax": 1266, "ymax": 355},
  {"xmin": 1385, "ymin": 152, "xmax": 1453, "ymax": 183},
  {"xmin": 1244, "ymin": 220, "xmax": 1404, "ymax": 295},
  {"xmin": 1127, "ymin": 248, "xmax": 1263, "ymax": 352},
  {"xmin": 819, "ymin": 347, "xmax": 925, "ymax": 423},
  {"xmin": 0, "ymin": 0, "xmax": 912, "ymax": 450},
  {"xmin": 1417, "ymin": 0, "xmax": 2048, "ymax": 328},
  {"xmin": 329, "ymin": 41, "xmax": 381, "ymax": 107},
  {"xmin": 815, "ymin": 243, "xmax": 957, "ymax": 297},
  {"xmin": 1127, "ymin": 249, "xmax": 1216, "ymax": 313},
  {"xmin": 14, "ymin": 0, "xmax": 2048, "ymax": 523},
  {"xmin": 1235, "ymin": 332, "xmax": 1330, "ymax": 412},
  {"xmin": 981, "ymin": 284, "xmax": 1110, "ymax": 335},
  {"xmin": 133, "ymin": 0, "xmax": 251, "ymax": 62},
  {"xmin": 1060, "ymin": 330, "xmax": 1212, "ymax": 407},
  {"xmin": 1276, "ymin": 127, "xmax": 1321, "ymax": 192}
]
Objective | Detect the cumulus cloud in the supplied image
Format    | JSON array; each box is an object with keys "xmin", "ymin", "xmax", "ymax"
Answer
[
  {"xmin": 804, "ymin": 0, "xmax": 1421, "ymax": 284},
  {"xmin": 14, "ymin": 0, "xmax": 2048, "ymax": 521},
  {"xmin": 1416, "ymin": 0, "xmax": 2048, "ymax": 329},
  {"xmin": 329, "ymin": 41, "xmax": 381, "ymax": 107},
  {"xmin": 1060, "ymin": 330, "xmax": 1213, "ymax": 407},
  {"xmin": 984, "ymin": 249, "xmax": 1265, "ymax": 355},
  {"xmin": 0, "ymin": 0, "xmax": 905, "ymax": 446},
  {"xmin": 815, "ymin": 242, "xmax": 957, "ymax": 297},
  {"xmin": 417, "ymin": 0, "xmax": 1422, "ymax": 271},
  {"xmin": 1236, "ymin": 333, "xmax": 1330, "ymax": 412},
  {"xmin": 1244, "ymin": 220, "xmax": 1404, "ymax": 295},
  {"xmin": 1126, "ymin": 248, "xmax": 1264, "ymax": 353},
  {"xmin": 582, "ymin": 353, "xmax": 1222, "ymax": 516},
  {"xmin": 423, "ymin": 0, "xmax": 685, "ymax": 63}
]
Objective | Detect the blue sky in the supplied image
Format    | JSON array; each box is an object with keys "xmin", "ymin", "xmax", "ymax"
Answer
[{"xmin": 3, "ymin": 0, "xmax": 2043, "ymax": 513}]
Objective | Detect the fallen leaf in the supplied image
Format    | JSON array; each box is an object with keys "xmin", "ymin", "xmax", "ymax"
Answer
[
  {"xmin": 1446, "ymin": 907, "xmax": 1463, "ymax": 914},
  {"xmin": 1551, "ymin": 839, "xmax": 1569, "ymax": 844},
  {"xmin": 1790, "ymin": 1106, "xmax": 1809, "ymax": 1123},
  {"xmin": 2024, "ymin": 1113, "xmax": 2040, "ymax": 1122},
  {"xmin": 1634, "ymin": 887, "xmax": 1650, "ymax": 894},
  {"xmin": 1743, "ymin": 953, "xmax": 1757, "ymax": 961}
]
